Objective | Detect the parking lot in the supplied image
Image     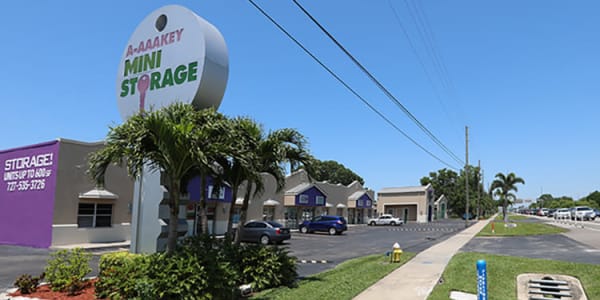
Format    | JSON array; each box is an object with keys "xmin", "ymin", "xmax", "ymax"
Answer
[
  {"xmin": 286, "ymin": 220, "xmax": 468, "ymax": 277},
  {"xmin": 0, "ymin": 219, "xmax": 468, "ymax": 291},
  {"xmin": 5, "ymin": 216, "xmax": 600, "ymax": 292}
]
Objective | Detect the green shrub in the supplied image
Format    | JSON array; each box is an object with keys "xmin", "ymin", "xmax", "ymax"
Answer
[
  {"xmin": 145, "ymin": 252, "xmax": 210, "ymax": 300},
  {"xmin": 95, "ymin": 251, "xmax": 149, "ymax": 299},
  {"xmin": 14, "ymin": 273, "xmax": 45, "ymax": 294},
  {"xmin": 93, "ymin": 235, "xmax": 298, "ymax": 299},
  {"xmin": 238, "ymin": 244, "xmax": 298, "ymax": 290},
  {"xmin": 176, "ymin": 235, "xmax": 239, "ymax": 298},
  {"xmin": 44, "ymin": 248, "xmax": 91, "ymax": 293}
]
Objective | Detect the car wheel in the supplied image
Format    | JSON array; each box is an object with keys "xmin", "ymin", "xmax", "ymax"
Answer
[
  {"xmin": 369, "ymin": 221, "xmax": 376, "ymax": 226},
  {"xmin": 390, "ymin": 221, "xmax": 396, "ymax": 226},
  {"xmin": 260, "ymin": 235, "xmax": 270, "ymax": 245},
  {"xmin": 328, "ymin": 227, "xmax": 337, "ymax": 235},
  {"xmin": 300, "ymin": 226, "xmax": 308, "ymax": 234}
]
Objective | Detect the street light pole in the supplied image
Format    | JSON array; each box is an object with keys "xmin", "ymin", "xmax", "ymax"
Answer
[{"xmin": 465, "ymin": 126, "xmax": 469, "ymax": 228}]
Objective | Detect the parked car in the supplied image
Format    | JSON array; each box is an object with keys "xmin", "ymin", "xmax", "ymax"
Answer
[
  {"xmin": 570, "ymin": 206, "xmax": 596, "ymax": 221},
  {"xmin": 368, "ymin": 214, "xmax": 403, "ymax": 226},
  {"xmin": 546, "ymin": 208, "xmax": 556, "ymax": 218},
  {"xmin": 462, "ymin": 213, "xmax": 476, "ymax": 220},
  {"xmin": 594, "ymin": 209, "xmax": 600, "ymax": 218},
  {"xmin": 553, "ymin": 208, "xmax": 570, "ymax": 219},
  {"xmin": 299, "ymin": 215, "xmax": 347, "ymax": 235},
  {"xmin": 238, "ymin": 220, "xmax": 291, "ymax": 245}
]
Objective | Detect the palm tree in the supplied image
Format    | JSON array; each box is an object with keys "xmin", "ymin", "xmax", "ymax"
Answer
[
  {"xmin": 216, "ymin": 116, "xmax": 261, "ymax": 237},
  {"xmin": 88, "ymin": 103, "xmax": 230, "ymax": 253},
  {"xmin": 490, "ymin": 172, "xmax": 525, "ymax": 222},
  {"xmin": 233, "ymin": 127, "xmax": 314, "ymax": 245}
]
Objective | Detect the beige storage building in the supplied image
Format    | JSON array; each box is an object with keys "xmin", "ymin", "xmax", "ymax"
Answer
[{"xmin": 376, "ymin": 184, "xmax": 435, "ymax": 223}]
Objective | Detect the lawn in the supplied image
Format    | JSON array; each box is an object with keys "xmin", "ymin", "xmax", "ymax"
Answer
[
  {"xmin": 478, "ymin": 220, "xmax": 567, "ymax": 236},
  {"xmin": 494, "ymin": 214, "xmax": 530, "ymax": 221},
  {"xmin": 428, "ymin": 252, "xmax": 600, "ymax": 300},
  {"xmin": 252, "ymin": 252, "xmax": 415, "ymax": 300}
]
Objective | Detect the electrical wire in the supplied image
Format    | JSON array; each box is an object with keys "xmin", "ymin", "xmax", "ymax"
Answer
[
  {"xmin": 291, "ymin": 0, "xmax": 465, "ymax": 166},
  {"xmin": 247, "ymin": 0, "xmax": 460, "ymax": 171},
  {"xmin": 387, "ymin": 0, "xmax": 459, "ymax": 137}
]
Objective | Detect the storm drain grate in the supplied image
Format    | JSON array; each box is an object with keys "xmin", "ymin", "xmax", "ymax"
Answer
[
  {"xmin": 517, "ymin": 274, "xmax": 587, "ymax": 300},
  {"xmin": 529, "ymin": 277, "xmax": 571, "ymax": 299}
]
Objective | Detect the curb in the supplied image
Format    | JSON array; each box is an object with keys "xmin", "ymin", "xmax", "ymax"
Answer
[{"xmin": 298, "ymin": 259, "xmax": 330, "ymax": 264}]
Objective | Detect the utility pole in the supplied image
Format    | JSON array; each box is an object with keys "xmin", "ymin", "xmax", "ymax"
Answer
[
  {"xmin": 477, "ymin": 160, "xmax": 481, "ymax": 221},
  {"xmin": 465, "ymin": 126, "xmax": 469, "ymax": 228}
]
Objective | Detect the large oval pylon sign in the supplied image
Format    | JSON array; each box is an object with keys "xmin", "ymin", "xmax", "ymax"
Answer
[{"xmin": 116, "ymin": 5, "xmax": 229, "ymax": 120}]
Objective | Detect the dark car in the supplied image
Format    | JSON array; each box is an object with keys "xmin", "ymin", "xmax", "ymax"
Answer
[
  {"xmin": 595, "ymin": 209, "xmax": 600, "ymax": 218},
  {"xmin": 462, "ymin": 213, "xmax": 476, "ymax": 220},
  {"xmin": 299, "ymin": 215, "xmax": 347, "ymax": 235},
  {"xmin": 238, "ymin": 220, "xmax": 291, "ymax": 245}
]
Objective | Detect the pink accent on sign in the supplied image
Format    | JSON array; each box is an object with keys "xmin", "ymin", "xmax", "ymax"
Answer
[{"xmin": 137, "ymin": 74, "xmax": 150, "ymax": 112}]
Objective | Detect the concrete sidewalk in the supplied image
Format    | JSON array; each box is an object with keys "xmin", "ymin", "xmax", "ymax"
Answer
[{"xmin": 354, "ymin": 217, "xmax": 494, "ymax": 300}]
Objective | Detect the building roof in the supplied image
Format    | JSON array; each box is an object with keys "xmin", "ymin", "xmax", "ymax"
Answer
[
  {"xmin": 79, "ymin": 187, "xmax": 119, "ymax": 200},
  {"xmin": 263, "ymin": 199, "xmax": 280, "ymax": 206},
  {"xmin": 378, "ymin": 183, "xmax": 432, "ymax": 194},
  {"xmin": 285, "ymin": 183, "xmax": 327, "ymax": 196},
  {"xmin": 435, "ymin": 194, "xmax": 447, "ymax": 204},
  {"xmin": 348, "ymin": 191, "xmax": 369, "ymax": 201}
]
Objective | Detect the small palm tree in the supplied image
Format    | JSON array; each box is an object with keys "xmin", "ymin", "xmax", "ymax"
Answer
[
  {"xmin": 233, "ymin": 127, "xmax": 314, "ymax": 244},
  {"xmin": 217, "ymin": 116, "xmax": 261, "ymax": 237},
  {"xmin": 490, "ymin": 172, "xmax": 525, "ymax": 222},
  {"xmin": 88, "ymin": 103, "xmax": 229, "ymax": 253}
]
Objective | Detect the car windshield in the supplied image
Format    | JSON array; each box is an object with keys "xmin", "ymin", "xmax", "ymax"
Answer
[
  {"xmin": 267, "ymin": 221, "xmax": 283, "ymax": 228},
  {"xmin": 577, "ymin": 207, "xmax": 590, "ymax": 211}
]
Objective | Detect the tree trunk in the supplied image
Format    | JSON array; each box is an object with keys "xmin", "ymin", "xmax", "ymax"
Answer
[
  {"xmin": 166, "ymin": 179, "xmax": 180, "ymax": 254},
  {"xmin": 234, "ymin": 186, "xmax": 252, "ymax": 245},
  {"xmin": 200, "ymin": 175, "xmax": 209, "ymax": 234},
  {"xmin": 226, "ymin": 187, "xmax": 239, "ymax": 240},
  {"xmin": 503, "ymin": 195, "xmax": 508, "ymax": 222}
]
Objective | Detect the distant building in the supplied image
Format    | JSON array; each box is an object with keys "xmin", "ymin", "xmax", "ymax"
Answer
[
  {"xmin": 434, "ymin": 194, "xmax": 448, "ymax": 220},
  {"xmin": 376, "ymin": 184, "xmax": 435, "ymax": 223}
]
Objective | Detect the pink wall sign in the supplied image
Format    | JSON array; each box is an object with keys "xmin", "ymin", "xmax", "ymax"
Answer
[{"xmin": 0, "ymin": 141, "xmax": 59, "ymax": 248}]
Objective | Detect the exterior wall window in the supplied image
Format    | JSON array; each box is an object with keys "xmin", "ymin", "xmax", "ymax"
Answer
[
  {"xmin": 366, "ymin": 200, "xmax": 371, "ymax": 207},
  {"xmin": 299, "ymin": 194, "xmax": 309, "ymax": 204},
  {"xmin": 357, "ymin": 200, "xmax": 364, "ymax": 207},
  {"xmin": 207, "ymin": 185, "xmax": 225, "ymax": 199},
  {"xmin": 77, "ymin": 203, "xmax": 112, "ymax": 228},
  {"xmin": 315, "ymin": 195, "xmax": 325, "ymax": 205}
]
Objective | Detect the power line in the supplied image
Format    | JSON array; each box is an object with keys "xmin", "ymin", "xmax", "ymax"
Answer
[
  {"xmin": 291, "ymin": 0, "xmax": 465, "ymax": 166},
  {"xmin": 387, "ymin": 0, "xmax": 459, "ymax": 137},
  {"xmin": 247, "ymin": 0, "xmax": 460, "ymax": 171},
  {"xmin": 404, "ymin": 0, "xmax": 466, "ymax": 123}
]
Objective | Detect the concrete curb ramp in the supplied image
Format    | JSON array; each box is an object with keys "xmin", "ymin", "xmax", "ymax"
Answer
[{"xmin": 354, "ymin": 217, "xmax": 494, "ymax": 300}]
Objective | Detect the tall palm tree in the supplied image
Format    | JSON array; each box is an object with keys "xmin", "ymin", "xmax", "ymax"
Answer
[
  {"xmin": 233, "ymin": 127, "xmax": 314, "ymax": 245},
  {"xmin": 490, "ymin": 172, "xmax": 525, "ymax": 222},
  {"xmin": 216, "ymin": 116, "xmax": 260, "ymax": 237},
  {"xmin": 88, "ymin": 103, "xmax": 229, "ymax": 253}
]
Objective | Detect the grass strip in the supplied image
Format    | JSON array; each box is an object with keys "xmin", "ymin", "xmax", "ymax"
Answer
[
  {"xmin": 478, "ymin": 221, "xmax": 567, "ymax": 236},
  {"xmin": 428, "ymin": 252, "xmax": 600, "ymax": 300},
  {"xmin": 494, "ymin": 214, "xmax": 530, "ymax": 221},
  {"xmin": 253, "ymin": 252, "xmax": 415, "ymax": 300}
]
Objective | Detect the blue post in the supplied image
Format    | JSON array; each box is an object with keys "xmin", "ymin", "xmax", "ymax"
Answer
[{"xmin": 477, "ymin": 260, "xmax": 487, "ymax": 300}]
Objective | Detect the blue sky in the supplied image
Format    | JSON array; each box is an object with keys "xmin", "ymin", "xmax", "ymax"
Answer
[{"xmin": 2, "ymin": 1, "xmax": 598, "ymax": 201}]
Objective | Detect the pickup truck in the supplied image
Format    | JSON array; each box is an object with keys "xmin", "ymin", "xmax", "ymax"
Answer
[{"xmin": 368, "ymin": 214, "xmax": 403, "ymax": 226}]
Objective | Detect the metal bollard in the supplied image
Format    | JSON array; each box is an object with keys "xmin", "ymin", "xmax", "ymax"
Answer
[{"xmin": 477, "ymin": 260, "xmax": 487, "ymax": 300}]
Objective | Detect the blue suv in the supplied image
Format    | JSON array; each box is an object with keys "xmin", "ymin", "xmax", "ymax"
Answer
[{"xmin": 299, "ymin": 215, "xmax": 347, "ymax": 235}]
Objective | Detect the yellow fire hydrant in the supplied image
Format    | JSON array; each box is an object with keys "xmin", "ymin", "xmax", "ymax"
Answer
[{"xmin": 391, "ymin": 242, "xmax": 403, "ymax": 263}]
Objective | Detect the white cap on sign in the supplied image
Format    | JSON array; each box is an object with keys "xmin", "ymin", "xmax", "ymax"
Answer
[{"xmin": 116, "ymin": 5, "xmax": 229, "ymax": 120}]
